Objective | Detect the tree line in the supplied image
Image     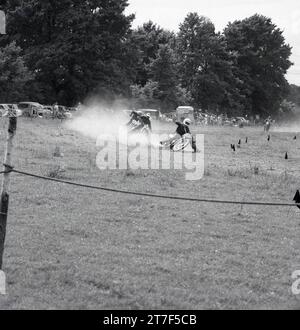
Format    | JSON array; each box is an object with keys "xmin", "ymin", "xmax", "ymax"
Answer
[{"xmin": 0, "ymin": 0, "xmax": 297, "ymax": 118}]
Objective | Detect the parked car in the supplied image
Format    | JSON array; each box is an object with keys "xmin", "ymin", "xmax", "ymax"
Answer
[
  {"xmin": 40, "ymin": 105, "xmax": 54, "ymax": 118},
  {"xmin": 63, "ymin": 109, "xmax": 72, "ymax": 119},
  {"xmin": 68, "ymin": 107, "xmax": 78, "ymax": 112},
  {"xmin": 236, "ymin": 117, "xmax": 250, "ymax": 127},
  {"xmin": 137, "ymin": 109, "xmax": 161, "ymax": 120},
  {"xmin": 5, "ymin": 104, "xmax": 23, "ymax": 117},
  {"xmin": 57, "ymin": 105, "xmax": 72, "ymax": 119},
  {"xmin": 18, "ymin": 102, "xmax": 44, "ymax": 117},
  {"xmin": 223, "ymin": 119, "xmax": 233, "ymax": 126},
  {"xmin": 0, "ymin": 104, "xmax": 9, "ymax": 117},
  {"xmin": 176, "ymin": 106, "xmax": 195, "ymax": 123}
]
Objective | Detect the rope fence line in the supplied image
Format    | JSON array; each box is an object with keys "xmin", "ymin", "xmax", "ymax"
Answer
[{"xmin": 3, "ymin": 166, "xmax": 300, "ymax": 208}]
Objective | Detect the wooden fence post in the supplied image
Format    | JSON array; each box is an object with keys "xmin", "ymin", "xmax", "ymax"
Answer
[{"xmin": 0, "ymin": 116, "xmax": 17, "ymax": 271}]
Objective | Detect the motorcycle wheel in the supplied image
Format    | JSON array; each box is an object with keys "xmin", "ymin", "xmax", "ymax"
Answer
[{"xmin": 172, "ymin": 138, "xmax": 190, "ymax": 152}]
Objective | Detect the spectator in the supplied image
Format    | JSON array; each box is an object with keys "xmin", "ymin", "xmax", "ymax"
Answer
[{"xmin": 53, "ymin": 102, "xmax": 59, "ymax": 119}]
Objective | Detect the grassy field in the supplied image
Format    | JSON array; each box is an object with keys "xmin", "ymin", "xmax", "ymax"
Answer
[{"xmin": 0, "ymin": 117, "xmax": 299, "ymax": 310}]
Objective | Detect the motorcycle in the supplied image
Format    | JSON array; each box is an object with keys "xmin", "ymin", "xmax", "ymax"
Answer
[
  {"xmin": 160, "ymin": 133, "xmax": 192, "ymax": 152},
  {"xmin": 127, "ymin": 122, "xmax": 151, "ymax": 137}
]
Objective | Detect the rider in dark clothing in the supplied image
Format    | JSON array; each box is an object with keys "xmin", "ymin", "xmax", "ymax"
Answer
[
  {"xmin": 140, "ymin": 114, "xmax": 152, "ymax": 131},
  {"xmin": 178, "ymin": 119, "xmax": 197, "ymax": 152},
  {"xmin": 175, "ymin": 121, "xmax": 191, "ymax": 136},
  {"xmin": 127, "ymin": 111, "xmax": 152, "ymax": 135},
  {"xmin": 127, "ymin": 111, "xmax": 141, "ymax": 127},
  {"xmin": 161, "ymin": 118, "xmax": 198, "ymax": 152}
]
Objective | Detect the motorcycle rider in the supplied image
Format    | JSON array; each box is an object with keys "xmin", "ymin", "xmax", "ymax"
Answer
[
  {"xmin": 127, "ymin": 111, "xmax": 152, "ymax": 134},
  {"xmin": 176, "ymin": 118, "xmax": 192, "ymax": 136},
  {"xmin": 140, "ymin": 113, "xmax": 152, "ymax": 132},
  {"xmin": 161, "ymin": 118, "xmax": 198, "ymax": 152},
  {"xmin": 126, "ymin": 110, "xmax": 141, "ymax": 127}
]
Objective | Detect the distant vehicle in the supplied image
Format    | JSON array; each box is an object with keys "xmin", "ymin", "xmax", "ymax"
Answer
[
  {"xmin": 223, "ymin": 119, "xmax": 233, "ymax": 126},
  {"xmin": 43, "ymin": 105, "xmax": 53, "ymax": 112},
  {"xmin": 40, "ymin": 105, "xmax": 53, "ymax": 118},
  {"xmin": 236, "ymin": 117, "xmax": 250, "ymax": 126},
  {"xmin": 63, "ymin": 110, "xmax": 72, "ymax": 119},
  {"xmin": 18, "ymin": 102, "xmax": 44, "ymax": 117},
  {"xmin": 0, "ymin": 104, "xmax": 9, "ymax": 117},
  {"xmin": 68, "ymin": 107, "xmax": 78, "ymax": 112},
  {"xmin": 123, "ymin": 109, "xmax": 161, "ymax": 120},
  {"xmin": 176, "ymin": 106, "xmax": 195, "ymax": 123},
  {"xmin": 58, "ymin": 105, "xmax": 66, "ymax": 112},
  {"xmin": 5, "ymin": 104, "xmax": 22, "ymax": 117},
  {"xmin": 57, "ymin": 105, "xmax": 72, "ymax": 119},
  {"xmin": 137, "ymin": 109, "xmax": 161, "ymax": 120}
]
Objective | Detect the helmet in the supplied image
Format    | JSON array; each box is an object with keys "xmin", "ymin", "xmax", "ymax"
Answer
[
  {"xmin": 146, "ymin": 113, "xmax": 151, "ymax": 118},
  {"xmin": 183, "ymin": 118, "xmax": 192, "ymax": 126},
  {"xmin": 137, "ymin": 111, "xmax": 143, "ymax": 115}
]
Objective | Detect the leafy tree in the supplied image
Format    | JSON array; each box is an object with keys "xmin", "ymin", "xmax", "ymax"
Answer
[
  {"xmin": 130, "ymin": 80, "xmax": 160, "ymax": 109},
  {"xmin": 128, "ymin": 21, "xmax": 175, "ymax": 86},
  {"xmin": 4, "ymin": 0, "xmax": 134, "ymax": 105},
  {"xmin": 0, "ymin": 41, "xmax": 33, "ymax": 102},
  {"xmin": 130, "ymin": 82, "xmax": 191, "ymax": 113},
  {"xmin": 149, "ymin": 44, "xmax": 191, "ymax": 111},
  {"xmin": 130, "ymin": 44, "xmax": 192, "ymax": 111},
  {"xmin": 224, "ymin": 14, "xmax": 293, "ymax": 117},
  {"xmin": 277, "ymin": 99, "xmax": 299, "ymax": 121},
  {"xmin": 287, "ymin": 84, "xmax": 300, "ymax": 107},
  {"xmin": 176, "ymin": 13, "xmax": 242, "ymax": 114},
  {"xmin": 177, "ymin": 14, "xmax": 215, "ymax": 88}
]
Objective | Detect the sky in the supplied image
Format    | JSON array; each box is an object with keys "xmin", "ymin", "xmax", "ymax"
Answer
[{"xmin": 126, "ymin": 0, "xmax": 300, "ymax": 85}]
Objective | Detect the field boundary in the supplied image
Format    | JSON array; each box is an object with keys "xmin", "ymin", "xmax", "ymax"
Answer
[{"xmin": 2, "ymin": 165, "xmax": 300, "ymax": 208}]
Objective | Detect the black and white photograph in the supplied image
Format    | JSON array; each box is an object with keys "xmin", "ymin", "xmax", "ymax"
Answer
[{"xmin": 0, "ymin": 0, "xmax": 300, "ymax": 313}]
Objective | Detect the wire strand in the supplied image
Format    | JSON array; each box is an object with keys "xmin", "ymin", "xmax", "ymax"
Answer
[{"xmin": 9, "ymin": 168, "xmax": 300, "ymax": 208}]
